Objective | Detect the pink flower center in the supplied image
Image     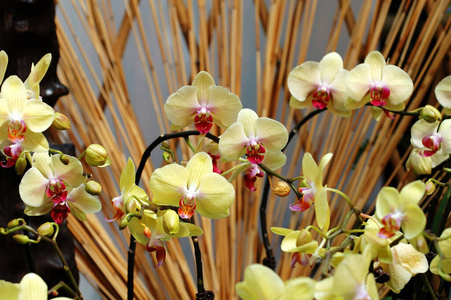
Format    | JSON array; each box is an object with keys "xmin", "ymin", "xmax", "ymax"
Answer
[
  {"xmin": 370, "ymin": 85, "xmax": 390, "ymax": 107},
  {"xmin": 50, "ymin": 203, "xmax": 70, "ymax": 225},
  {"xmin": 178, "ymin": 194, "xmax": 196, "ymax": 219},
  {"xmin": 194, "ymin": 110, "xmax": 213, "ymax": 134},
  {"xmin": 246, "ymin": 142, "xmax": 266, "ymax": 164},
  {"xmin": 1, "ymin": 143, "xmax": 23, "ymax": 168},
  {"xmin": 420, "ymin": 135, "xmax": 442, "ymax": 157},
  {"xmin": 378, "ymin": 212, "xmax": 402, "ymax": 239},
  {"xmin": 312, "ymin": 87, "xmax": 331, "ymax": 109},
  {"xmin": 46, "ymin": 179, "xmax": 68, "ymax": 203},
  {"xmin": 146, "ymin": 239, "xmax": 166, "ymax": 267},
  {"xmin": 244, "ymin": 165, "xmax": 264, "ymax": 191},
  {"xmin": 7, "ymin": 120, "xmax": 26, "ymax": 143}
]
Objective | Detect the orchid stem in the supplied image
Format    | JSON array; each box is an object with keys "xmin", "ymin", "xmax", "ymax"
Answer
[
  {"xmin": 128, "ymin": 130, "xmax": 219, "ymax": 300},
  {"xmin": 326, "ymin": 187, "xmax": 354, "ymax": 210}
]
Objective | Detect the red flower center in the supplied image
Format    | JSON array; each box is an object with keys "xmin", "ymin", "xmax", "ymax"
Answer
[
  {"xmin": 7, "ymin": 120, "xmax": 26, "ymax": 143},
  {"xmin": 370, "ymin": 85, "xmax": 390, "ymax": 107}
]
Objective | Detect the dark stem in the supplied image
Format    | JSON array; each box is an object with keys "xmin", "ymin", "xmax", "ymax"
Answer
[
  {"xmin": 127, "ymin": 130, "xmax": 219, "ymax": 300},
  {"xmin": 260, "ymin": 108, "xmax": 326, "ymax": 269},
  {"xmin": 192, "ymin": 236, "xmax": 205, "ymax": 293}
]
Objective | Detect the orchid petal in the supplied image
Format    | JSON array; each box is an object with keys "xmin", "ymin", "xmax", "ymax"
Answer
[
  {"xmin": 186, "ymin": 152, "xmax": 213, "ymax": 189},
  {"xmin": 270, "ymin": 227, "xmax": 293, "ymax": 236},
  {"xmin": 196, "ymin": 172, "xmax": 235, "ymax": 219},
  {"xmin": 289, "ymin": 95, "xmax": 312, "ymax": 109},
  {"xmin": 237, "ymin": 108, "xmax": 258, "ymax": 138},
  {"xmin": 21, "ymin": 100, "xmax": 54, "ymax": 133},
  {"xmin": 128, "ymin": 217, "xmax": 151, "ymax": 245},
  {"xmin": 383, "ymin": 65, "xmax": 413, "ymax": 105},
  {"xmin": 315, "ymin": 188, "xmax": 330, "ymax": 231},
  {"xmin": 402, "ymin": 204, "xmax": 426, "ymax": 239},
  {"xmin": 318, "ymin": 153, "xmax": 333, "ymax": 183},
  {"xmin": 319, "ymin": 52, "xmax": 343, "ymax": 84},
  {"xmin": 0, "ymin": 279, "xmax": 19, "ymax": 299},
  {"xmin": 261, "ymin": 150, "xmax": 286, "ymax": 170},
  {"xmin": 439, "ymin": 119, "xmax": 451, "ymax": 154},
  {"xmin": 120, "ymin": 158, "xmax": 136, "ymax": 193},
  {"xmin": 24, "ymin": 54, "xmax": 51, "ymax": 98},
  {"xmin": 19, "ymin": 167, "xmax": 49, "ymax": 207},
  {"xmin": 375, "ymin": 187, "xmax": 400, "ymax": 219},
  {"xmin": 279, "ymin": 277, "xmax": 315, "ymax": 300},
  {"xmin": 164, "ymin": 86, "xmax": 199, "ymax": 128},
  {"xmin": 19, "ymin": 273, "xmax": 48, "ymax": 300},
  {"xmin": 302, "ymin": 153, "xmax": 319, "ymax": 181},
  {"xmin": 50, "ymin": 154, "xmax": 85, "ymax": 187},
  {"xmin": 67, "ymin": 185, "xmax": 101, "ymax": 219},
  {"xmin": 0, "ymin": 51, "xmax": 7, "ymax": 84},
  {"xmin": 192, "ymin": 71, "xmax": 215, "ymax": 104},
  {"xmin": 149, "ymin": 163, "xmax": 188, "ymax": 207},
  {"xmin": 399, "ymin": 180, "xmax": 425, "ymax": 206},
  {"xmin": 30, "ymin": 152, "xmax": 53, "ymax": 178},
  {"xmin": 411, "ymin": 120, "xmax": 438, "ymax": 149},
  {"xmin": 235, "ymin": 264, "xmax": 284, "ymax": 300},
  {"xmin": 218, "ymin": 122, "xmax": 249, "ymax": 161},
  {"xmin": 255, "ymin": 117, "xmax": 288, "ymax": 151},
  {"xmin": 394, "ymin": 243, "xmax": 428, "ymax": 274},
  {"xmin": 364, "ymin": 51, "xmax": 386, "ymax": 81},
  {"xmin": 435, "ymin": 75, "xmax": 451, "ymax": 108},
  {"xmin": 21, "ymin": 131, "xmax": 49, "ymax": 153},
  {"xmin": 287, "ymin": 62, "xmax": 320, "ymax": 101},
  {"xmin": 208, "ymin": 86, "xmax": 242, "ymax": 128},
  {"xmin": 0, "ymin": 99, "xmax": 9, "ymax": 127},
  {"xmin": 1, "ymin": 76, "xmax": 27, "ymax": 114},
  {"xmin": 346, "ymin": 64, "xmax": 372, "ymax": 103}
]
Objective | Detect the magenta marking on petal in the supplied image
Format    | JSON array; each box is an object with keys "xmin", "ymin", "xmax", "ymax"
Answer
[
  {"xmin": 370, "ymin": 85, "xmax": 390, "ymax": 107},
  {"xmin": 194, "ymin": 113, "xmax": 213, "ymax": 134},
  {"xmin": 51, "ymin": 203, "xmax": 70, "ymax": 225}
]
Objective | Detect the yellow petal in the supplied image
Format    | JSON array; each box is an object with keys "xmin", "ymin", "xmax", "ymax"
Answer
[
  {"xmin": 196, "ymin": 172, "xmax": 235, "ymax": 219},
  {"xmin": 24, "ymin": 53, "xmax": 51, "ymax": 98},
  {"xmin": 375, "ymin": 187, "xmax": 400, "ymax": 219},
  {"xmin": 289, "ymin": 95, "xmax": 312, "ymax": 109},
  {"xmin": 120, "ymin": 158, "xmax": 136, "ymax": 193},
  {"xmin": 19, "ymin": 167, "xmax": 49, "ymax": 207},
  {"xmin": 383, "ymin": 65, "xmax": 413, "ymax": 105},
  {"xmin": 149, "ymin": 163, "xmax": 188, "ymax": 207},
  {"xmin": 315, "ymin": 188, "xmax": 330, "ymax": 231},
  {"xmin": 279, "ymin": 277, "xmax": 315, "ymax": 300},
  {"xmin": 0, "ymin": 50, "xmax": 7, "ymax": 84},
  {"xmin": 255, "ymin": 117, "xmax": 288, "ymax": 151},
  {"xmin": 164, "ymin": 86, "xmax": 199, "ymax": 128},
  {"xmin": 435, "ymin": 75, "xmax": 451, "ymax": 108},
  {"xmin": 302, "ymin": 153, "xmax": 319, "ymax": 182},
  {"xmin": 218, "ymin": 122, "xmax": 249, "ymax": 161},
  {"xmin": 186, "ymin": 152, "xmax": 213, "ymax": 189},
  {"xmin": 237, "ymin": 108, "xmax": 258, "ymax": 138},
  {"xmin": 19, "ymin": 273, "xmax": 48, "ymax": 300},
  {"xmin": 235, "ymin": 264, "xmax": 284, "ymax": 300},
  {"xmin": 399, "ymin": 180, "xmax": 425, "ymax": 206},
  {"xmin": 319, "ymin": 52, "xmax": 343, "ymax": 84},
  {"xmin": 1, "ymin": 76, "xmax": 27, "ymax": 114},
  {"xmin": 402, "ymin": 204, "xmax": 426, "ymax": 240},
  {"xmin": 207, "ymin": 86, "xmax": 242, "ymax": 128},
  {"xmin": 364, "ymin": 51, "xmax": 386, "ymax": 81},
  {"xmin": 346, "ymin": 64, "xmax": 372, "ymax": 103},
  {"xmin": 287, "ymin": 62, "xmax": 320, "ymax": 101},
  {"xmin": 0, "ymin": 279, "xmax": 20, "ymax": 299},
  {"xmin": 192, "ymin": 71, "xmax": 215, "ymax": 104},
  {"xmin": 394, "ymin": 243, "xmax": 428, "ymax": 274}
]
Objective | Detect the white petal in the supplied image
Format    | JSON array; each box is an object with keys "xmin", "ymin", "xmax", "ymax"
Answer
[
  {"xmin": 287, "ymin": 62, "xmax": 320, "ymax": 101},
  {"xmin": 149, "ymin": 163, "xmax": 188, "ymax": 206},
  {"xmin": 435, "ymin": 75, "xmax": 451, "ymax": 108},
  {"xmin": 346, "ymin": 64, "xmax": 372, "ymax": 102},
  {"xmin": 237, "ymin": 109, "xmax": 258, "ymax": 138},
  {"xmin": 19, "ymin": 167, "xmax": 49, "ymax": 207},
  {"xmin": 218, "ymin": 122, "xmax": 249, "ymax": 161},
  {"xmin": 410, "ymin": 119, "xmax": 439, "ymax": 148},
  {"xmin": 364, "ymin": 51, "xmax": 386, "ymax": 81},
  {"xmin": 255, "ymin": 117, "xmax": 288, "ymax": 151},
  {"xmin": 208, "ymin": 86, "xmax": 242, "ymax": 128},
  {"xmin": 319, "ymin": 52, "xmax": 343, "ymax": 84},
  {"xmin": 192, "ymin": 71, "xmax": 215, "ymax": 104},
  {"xmin": 382, "ymin": 65, "xmax": 413, "ymax": 105},
  {"xmin": 164, "ymin": 86, "xmax": 199, "ymax": 128},
  {"xmin": 186, "ymin": 152, "xmax": 213, "ymax": 189},
  {"xmin": 51, "ymin": 154, "xmax": 85, "ymax": 187}
]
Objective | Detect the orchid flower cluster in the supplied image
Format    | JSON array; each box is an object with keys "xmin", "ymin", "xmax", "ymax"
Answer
[{"xmin": 1, "ymin": 48, "xmax": 451, "ymax": 300}]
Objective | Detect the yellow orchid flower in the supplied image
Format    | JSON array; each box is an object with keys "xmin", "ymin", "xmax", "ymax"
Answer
[
  {"xmin": 0, "ymin": 75, "xmax": 54, "ymax": 153},
  {"xmin": 19, "ymin": 153, "xmax": 101, "ymax": 224},
  {"xmin": 164, "ymin": 71, "xmax": 242, "ymax": 134},
  {"xmin": 149, "ymin": 152, "xmax": 235, "ymax": 219},
  {"xmin": 435, "ymin": 75, "xmax": 451, "ymax": 115},
  {"xmin": 287, "ymin": 52, "xmax": 350, "ymax": 117},
  {"xmin": 106, "ymin": 157, "xmax": 149, "ymax": 223},
  {"xmin": 377, "ymin": 243, "xmax": 428, "ymax": 293},
  {"xmin": 235, "ymin": 264, "xmax": 315, "ymax": 300},
  {"xmin": 218, "ymin": 108, "xmax": 288, "ymax": 165},
  {"xmin": 375, "ymin": 180, "xmax": 426, "ymax": 239},
  {"xmin": 346, "ymin": 51, "xmax": 413, "ymax": 111},
  {"xmin": 290, "ymin": 152, "xmax": 332, "ymax": 231},
  {"xmin": 0, "ymin": 50, "xmax": 7, "ymax": 85}
]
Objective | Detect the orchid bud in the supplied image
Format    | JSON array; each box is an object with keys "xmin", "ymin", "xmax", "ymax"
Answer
[
  {"xmin": 163, "ymin": 151, "xmax": 172, "ymax": 163},
  {"xmin": 59, "ymin": 154, "xmax": 70, "ymax": 165},
  {"xmin": 13, "ymin": 234, "xmax": 31, "ymax": 245},
  {"xmin": 420, "ymin": 105, "xmax": 442, "ymax": 123},
  {"xmin": 425, "ymin": 179, "xmax": 436, "ymax": 195},
  {"xmin": 37, "ymin": 222, "xmax": 54, "ymax": 237},
  {"xmin": 7, "ymin": 219, "xmax": 20, "ymax": 229},
  {"xmin": 85, "ymin": 144, "xmax": 111, "ymax": 167},
  {"xmin": 119, "ymin": 218, "xmax": 128, "ymax": 230},
  {"xmin": 14, "ymin": 156, "xmax": 27, "ymax": 175},
  {"xmin": 125, "ymin": 199, "xmax": 137, "ymax": 213},
  {"xmin": 272, "ymin": 181, "xmax": 291, "ymax": 197},
  {"xmin": 52, "ymin": 112, "xmax": 71, "ymax": 130},
  {"xmin": 163, "ymin": 210, "xmax": 180, "ymax": 235},
  {"xmin": 299, "ymin": 179, "xmax": 310, "ymax": 189},
  {"xmin": 85, "ymin": 181, "xmax": 102, "ymax": 195},
  {"xmin": 143, "ymin": 226, "xmax": 152, "ymax": 238}
]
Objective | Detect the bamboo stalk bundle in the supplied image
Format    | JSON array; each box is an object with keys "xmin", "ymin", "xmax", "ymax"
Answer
[{"xmin": 50, "ymin": 0, "xmax": 451, "ymax": 298}]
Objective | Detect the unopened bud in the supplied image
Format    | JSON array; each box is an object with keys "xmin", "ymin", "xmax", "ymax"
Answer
[
  {"xmin": 272, "ymin": 181, "xmax": 291, "ymax": 197},
  {"xmin": 143, "ymin": 226, "xmax": 152, "ymax": 238},
  {"xmin": 163, "ymin": 210, "xmax": 180, "ymax": 235},
  {"xmin": 299, "ymin": 179, "xmax": 310, "ymax": 189},
  {"xmin": 59, "ymin": 154, "xmax": 70, "ymax": 165},
  {"xmin": 420, "ymin": 105, "xmax": 442, "ymax": 123},
  {"xmin": 52, "ymin": 112, "xmax": 71, "ymax": 130},
  {"xmin": 7, "ymin": 219, "xmax": 20, "ymax": 229},
  {"xmin": 15, "ymin": 156, "xmax": 27, "ymax": 175},
  {"xmin": 85, "ymin": 144, "xmax": 111, "ymax": 167},
  {"xmin": 425, "ymin": 179, "xmax": 436, "ymax": 195},
  {"xmin": 119, "ymin": 218, "xmax": 128, "ymax": 230},
  {"xmin": 163, "ymin": 151, "xmax": 172, "ymax": 163},
  {"xmin": 37, "ymin": 222, "xmax": 54, "ymax": 237},
  {"xmin": 13, "ymin": 234, "xmax": 31, "ymax": 245},
  {"xmin": 85, "ymin": 181, "xmax": 102, "ymax": 195}
]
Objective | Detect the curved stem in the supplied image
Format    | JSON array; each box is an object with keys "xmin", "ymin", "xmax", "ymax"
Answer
[
  {"xmin": 128, "ymin": 130, "xmax": 219, "ymax": 299},
  {"xmin": 326, "ymin": 187, "xmax": 354, "ymax": 210},
  {"xmin": 258, "ymin": 109, "xmax": 326, "ymax": 269}
]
